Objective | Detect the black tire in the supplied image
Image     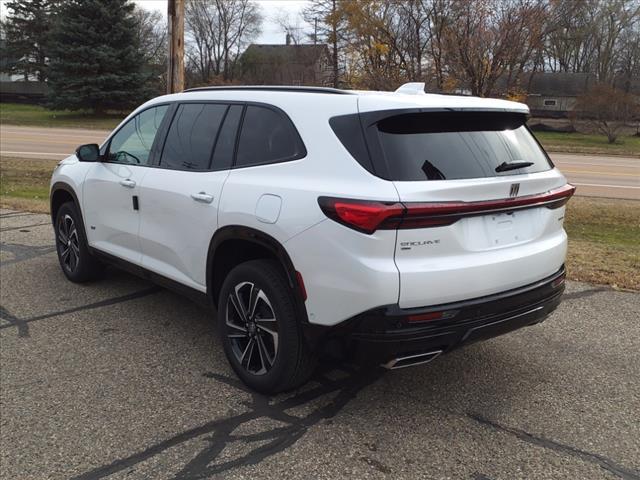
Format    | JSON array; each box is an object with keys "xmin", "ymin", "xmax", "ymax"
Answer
[
  {"xmin": 218, "ymin": 259, "xmax": 316, "ymax": 394},
  {"xmin": 54, "ymin": 201, "xmax": 104, "ymax": 282}
]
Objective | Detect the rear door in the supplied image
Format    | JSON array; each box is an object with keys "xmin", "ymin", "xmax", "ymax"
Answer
[
  {"xmin": 361, "ymin": 110, "xmax": 570, "ymax": 308},
  {"xmin": 137, "ymin": 103, "xmax": 242, "ymax": 291}
]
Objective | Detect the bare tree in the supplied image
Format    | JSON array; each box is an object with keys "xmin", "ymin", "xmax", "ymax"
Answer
[
  {"xmin": 441, "ymin": 0, "xmax": 550, "ymax": 96},
  {"xmin": 185, "ymin": 0, "xmax": 262, "ymax": 84},
  {"xmin": 303, "ymin": 0, "xmax": 348, "ymax": 88},
  {"xmin": 571, "ymin": 84, "xmax": 639, "ymax": 143},
  {"xmin": 132, "ymin": 7, "xmax": 168, "ymax": 93},
  {"xmin": 544, "ymin": 0, "xmax": 639, "ymax": 83},
  {"xmin": 273, "ymin": 9, "xmax": 306, "ymax": 45},
  {"xmin": 616, "ymin": 20, "xmax": 640, "ymax": 92},
  {"xmin": 133, "ymin": 8, "xmax": 167, "ymax": 66}
]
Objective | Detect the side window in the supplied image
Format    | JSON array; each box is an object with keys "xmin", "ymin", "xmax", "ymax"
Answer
[
  {"xmin": 211, "ymin": 105, "xmax": 242, "ymax": 171},
  {"xmin": 235, "ymin": 105, "xmax": 305, "ymax": 168},
  {"xmin": 107, "ymin": 105, "xmax": 169, "ymax": 165},
  {"xmin": 160, "ymin": 103, "xmax": 227, "ymax": 171}
]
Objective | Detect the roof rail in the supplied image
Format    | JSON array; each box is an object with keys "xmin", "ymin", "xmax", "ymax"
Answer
[{"xmin": 183, "ymin": 85, "xmax": 353, "ymax": 95}]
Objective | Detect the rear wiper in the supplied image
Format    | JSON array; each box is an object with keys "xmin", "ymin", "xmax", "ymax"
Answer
[{"xmin": 495, "ymin": 161, "xmax": 534, "ymax": 172}]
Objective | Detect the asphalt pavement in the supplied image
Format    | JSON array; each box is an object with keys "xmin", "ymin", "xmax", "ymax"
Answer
[
  {"xmin": 0, "ymin": 124, "xmax": 638, "ymax": 200},
  {"xmin": 1, "ymin": 209, "xmax": 639, "ymax": 479}
]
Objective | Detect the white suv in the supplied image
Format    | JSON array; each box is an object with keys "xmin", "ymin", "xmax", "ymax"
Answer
[{"xmin": 50, "ymin": 84, "xmax": 574, "ymax": 393}]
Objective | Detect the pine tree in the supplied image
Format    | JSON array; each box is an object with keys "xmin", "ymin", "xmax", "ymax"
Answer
[
  {"xmin": 47, "ymin": 0, "xmax": 150, "ymax": 112},
  {"xmin": 2, "ymin": 0, "xmax": 54, "ymax": 81}
]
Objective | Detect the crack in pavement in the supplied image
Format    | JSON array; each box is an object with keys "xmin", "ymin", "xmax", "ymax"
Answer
[
  {"xmin": 468, "ymin": 413, "xmax": 640, "ymax": 480},
  {"xmin": 71, "ymin": 367, "xmax": 384, "ymax": 480},
  {"xmin": 0, "ymin": 242, "xmax": 56, "ymax": 266},
  {"xmin": 0, "ymin": 222, "xmax": 52, "ymax": 232},
  {"xmin": 0, "ymin": 212, "xmax": 39, "ymax": 219},
  {"xmin": 0, "ymin": 287, "xmax": 161, "ymax": 337},
  {"xmin": 562, "ymin": 288, "xmax": 609, "ymax": 301},
  {"xmin": 0, "ymin": 305, "xmax": 30, "ymax": 337}
]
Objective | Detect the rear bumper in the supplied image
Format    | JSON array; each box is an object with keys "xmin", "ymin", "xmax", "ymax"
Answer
[{"xmin": 321, "ymin": 266, "xmax": 566, "ymax": 366}]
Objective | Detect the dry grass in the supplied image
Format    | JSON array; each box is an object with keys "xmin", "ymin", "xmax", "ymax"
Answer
[
  {"xmin": 0, "ymin": 156, "xmax": 57, "ymax": 214},
  {"xmin": 533, "ymin": 131, "xmax": 640, "ymax": 157},
  {"xmin": 564, "ymin": 196, "xmax": 639, "ymax": 290},
  {"xmin": 1, "ymin": 155, "xmax": 638, "ymax": 289}
]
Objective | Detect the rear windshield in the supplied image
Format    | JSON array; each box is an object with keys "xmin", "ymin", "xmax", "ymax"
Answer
[{"xmin": 375, "ymin": 112, "xmax": 552, "ymax": 181}]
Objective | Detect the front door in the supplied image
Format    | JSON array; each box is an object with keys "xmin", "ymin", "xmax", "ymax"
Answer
[{"xmin": 83, "ymin": 104, "xmax": 170, "ymax": 264}]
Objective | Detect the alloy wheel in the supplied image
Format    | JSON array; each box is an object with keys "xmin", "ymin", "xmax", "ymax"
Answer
[
  {"xmin": 57, "ymin": 214, "xmax": 80, "ymax": 273},
  {"xmin": 225, "ymin": 281, "xmax": 279, "ymax": 375}
]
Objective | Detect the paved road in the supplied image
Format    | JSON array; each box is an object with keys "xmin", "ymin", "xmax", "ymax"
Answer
[
  {"xmin": 1, "ymin": 209, "xmax": 639, "ymax": 480},
  {"xmin": 551, "ymin": 153, "xmax": 640, "ymax": 200},
  {"xmin": 0, "ymin": 125, "xmax": 110, "ymax": 158},
  {"xmin": 1, "ymin": 125, "xmax": 638, "ymax": 200}
]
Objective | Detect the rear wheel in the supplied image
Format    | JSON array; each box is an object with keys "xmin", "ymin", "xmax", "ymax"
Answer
[
  {"xmin": 218, "ymin": 259, "xmax": 316, "ymax": 394},
  {"xmin": 55, "ymin": 202, "xmax": 103, "ymax": 282}
]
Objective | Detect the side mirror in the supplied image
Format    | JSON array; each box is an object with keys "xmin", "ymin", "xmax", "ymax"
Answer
[{"xmin": 76, "ymin": 143, "xmax": 101, "ymax": 162}]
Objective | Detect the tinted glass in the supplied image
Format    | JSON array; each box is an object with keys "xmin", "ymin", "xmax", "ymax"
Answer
[
  {"xmin": 211, "ymin": 105, "xmax": 242, "ymax": 170},
  {"xmin": 161, "ymin": 103, "xmax": 228, "ymax": 170},
  {"xmin": 108, "ymin": 105, "xmax": 169, "ymax": 165},
  {"xmin": 376, "ymin": 112, "xmax": 552, "ymax": 181},
  {"xmin": 236, "ymin": 106, "xmax": 304, "ymax": 167}
]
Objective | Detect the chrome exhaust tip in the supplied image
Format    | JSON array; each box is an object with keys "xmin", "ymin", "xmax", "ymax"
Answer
[{"xmin": 382, "ymin": 350, "xmax": 443, "ymax": 370}]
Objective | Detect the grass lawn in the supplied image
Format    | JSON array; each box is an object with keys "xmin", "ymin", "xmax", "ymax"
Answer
[
  {"xmin": 564, "ymin": 196, "xmax": 639, "ymax": 291},
  {"xmin": 533, "ymin": 131, "xmax": 640, "ymax": 157},
  {"xmin": 0, "ymin": 103, "xmax": 123, "ymax": 130},
  {"xmin": 0, "ymin": 157, "xmax": 57, "ymax": 213},
  {"xmin": 2, "ymin": 155, "xmax": 638, "ymax": 290}
]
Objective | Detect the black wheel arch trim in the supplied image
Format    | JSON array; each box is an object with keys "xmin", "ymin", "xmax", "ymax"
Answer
[
  {"xmin": 50, "ymin": 182, "xmax": 88, "ymax": 235},
  {"xmin": 206, "ymin": 225, "xmax": 309, "ymax": 323}
]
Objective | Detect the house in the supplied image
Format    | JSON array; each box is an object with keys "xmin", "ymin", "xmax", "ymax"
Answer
[
  {"xmin": 524, "ymin": 72, "xmax": 596, "ymax": 117},
  {"xmin": 239, "ymin": 41, "xmax": 332, "ymax": 86},
  {"xmin": 524, "ymin": 72, "xmax": 640, "ymax": 118}
]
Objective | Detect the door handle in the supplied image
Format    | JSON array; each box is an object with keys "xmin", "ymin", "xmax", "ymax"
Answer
[
  {"xmin": 119, "ymin": 179, "xmax": 136, "ymax": 188},
  {"xmin": 191, "ymin": 192, "xmax": 214, "ymax": 204}
]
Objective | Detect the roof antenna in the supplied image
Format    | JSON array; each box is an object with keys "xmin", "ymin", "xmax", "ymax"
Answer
[{"xmin": 395, "ymin": 82, "xmax": 426, "ymax": 95}]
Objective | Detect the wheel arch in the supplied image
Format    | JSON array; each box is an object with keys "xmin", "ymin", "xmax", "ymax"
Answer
[
  {"xmin": 50, "ymin": 182, "xmax": 82, "ymax": 225},
  {"xmin": 206, "ymin": 226, "xmax": 308, "ymax": 322}
]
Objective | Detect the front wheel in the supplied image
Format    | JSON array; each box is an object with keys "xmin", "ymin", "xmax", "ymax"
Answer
[
  {"xmin": 54, "ymin": 202, "xmax": 103, "ymax": 282},
  {"xmin": 218, "ymin": 260, "xmax": 316, "ymax": 394}
]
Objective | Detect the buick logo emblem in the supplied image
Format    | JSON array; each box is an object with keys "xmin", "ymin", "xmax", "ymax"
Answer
[{"xmin": 509, "ymin": 183, "xmax": 520, "ymax": 197}]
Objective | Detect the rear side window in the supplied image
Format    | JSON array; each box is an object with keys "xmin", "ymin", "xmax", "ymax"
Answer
[
  {"xmin": 235, "ymin": 105, "xmax": 305, "ymax": 168},
  {"xmin": 375, "ymin": 112, "xmax": 552, "ymax": 181},
  {"xmin": 160, "ymin": 103, "xmax": 227, "ymax": 171}
]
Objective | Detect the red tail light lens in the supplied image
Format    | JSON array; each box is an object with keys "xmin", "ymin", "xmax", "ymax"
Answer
[
  {"xmin": 407, "ymin": 311, "xmax": 444, "ymax": 323},
  {"xmin": 318, "ymin": 184, "xmax": 575, "ymax": 234},
  {"xmin": 318, "ymin": 197, "xmax": 404, "ymax": 234}
]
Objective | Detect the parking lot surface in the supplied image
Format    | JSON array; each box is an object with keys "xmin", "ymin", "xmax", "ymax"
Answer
[{"xmin": 1, "ymin": 209, "xmax": 639, "ymax": 480}]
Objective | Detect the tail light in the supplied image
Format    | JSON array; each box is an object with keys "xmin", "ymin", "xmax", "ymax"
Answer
[
  {"xmin": 317, "ymin": 197, "xmax": 404, "ymax": 234},
  {"xmin": 318, "ymin": 184, "xmax": 575, "ymax": 234}
]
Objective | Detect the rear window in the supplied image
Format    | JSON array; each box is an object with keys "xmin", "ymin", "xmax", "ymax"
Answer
[{"xmin": 376, "ymin": 112, "xmax": 552, "ymax": 181}]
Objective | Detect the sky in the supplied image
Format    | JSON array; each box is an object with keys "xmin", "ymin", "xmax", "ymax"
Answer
[{"xmin": 134, "ymin": 0, "xmax": 310, "ymax": 44}]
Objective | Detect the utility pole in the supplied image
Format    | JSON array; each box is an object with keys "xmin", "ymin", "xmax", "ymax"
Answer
[
  {"xmin": 314, "ymin": 17, "xmax": 318, "ymax": 45},
  {"xmin": 167, "ymin": 0, "xmax": 184, "ymax": 94}
]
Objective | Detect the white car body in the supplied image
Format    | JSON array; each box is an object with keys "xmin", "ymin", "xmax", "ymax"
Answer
[{"xmin": 51, "ymin": 85, "xmax": 573, "ymax": 384}]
